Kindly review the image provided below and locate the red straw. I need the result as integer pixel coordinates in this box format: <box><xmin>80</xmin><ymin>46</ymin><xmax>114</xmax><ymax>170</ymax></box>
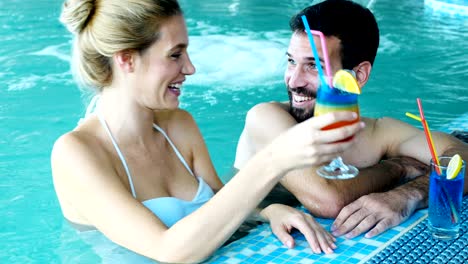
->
<box><xmin>416</xmin><ymin>98</ymin><xmax>441</xmax><ymax>175</ymax></box>
<box><xmin>415</xmin><ymin>99</ymin><xmax>459</xmax><ymax>223</ymax></box>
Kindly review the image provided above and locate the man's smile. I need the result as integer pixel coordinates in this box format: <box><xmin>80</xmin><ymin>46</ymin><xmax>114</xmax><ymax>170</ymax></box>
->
<box><xmin>289</xmin><ymin>86</ymin><xmax>316</xmax><ymax>109</ymax></box>
<box><xmin>292</xmin><ymin>93</ymin><xmax>314</xmax><ymax>103</ymax></box>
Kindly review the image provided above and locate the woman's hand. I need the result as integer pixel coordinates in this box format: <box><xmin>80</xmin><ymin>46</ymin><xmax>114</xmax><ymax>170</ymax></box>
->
<box><xmin>261</xmin><ymin>204</ymin><xmax>336</xmax><ymax>254</ymax></box>
<box><xmin>270</xmin><ymin>111</ymin><xmax>365</xmax><ymax>172</ymax></box>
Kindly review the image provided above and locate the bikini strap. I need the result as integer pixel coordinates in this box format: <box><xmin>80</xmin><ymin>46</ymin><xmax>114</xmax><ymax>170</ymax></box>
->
<box><xmin>86</xmin><ymin>95</ymin><xmax>193</xmax><ymax>196</ymax></box>
<box><xmin>152</xmin><ymin>124</ymin><xmax>195</xmax><ymax>177</ymax></box>
<box><xmin>78</xmin><ymin>95</ymin><xmax>100</xmax><ymax>125</ymax></box>
<box><xmin>96</xmin><ymin>112</ymin><xmax>137</xmax><ymax>198</ymax></box>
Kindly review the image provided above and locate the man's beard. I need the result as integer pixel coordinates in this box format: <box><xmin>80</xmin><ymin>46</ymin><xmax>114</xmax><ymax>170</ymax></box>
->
<box><xmin>287</xmin><ymin>86</ymin><xmax>316</xmax><ymax>123</ymax></box>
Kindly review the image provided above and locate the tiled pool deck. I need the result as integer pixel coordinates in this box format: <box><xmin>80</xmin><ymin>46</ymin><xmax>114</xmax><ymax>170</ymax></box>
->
<box><xmin>208</xmin><ymin>196</ymin><xmax>468</xmax><ymax>264</ymax></box>
<box><xmin>206</xmin><ymin>208</ymin><xmax>428</xmax><ymax>264</ymax></box>
<box><xmin>367</xmin><ymin>196</ymin><xmax>468</xmax><ymax>264</ymax></box>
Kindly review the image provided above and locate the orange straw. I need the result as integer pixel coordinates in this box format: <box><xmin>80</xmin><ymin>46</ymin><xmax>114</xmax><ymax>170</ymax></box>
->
<box><xmin>407</xmin><ymin>100</ymin><xmax>459</xmax><ymax>223</ymax></box>
<box><xmin>416</xmin><ymin>98</ymin><xmax>441</xmax><ymax>175</ymax></box>
<box><xmin>406</xmin><ymin>100</ymin><xmax>458</xmax><ymax>223</ymax></box>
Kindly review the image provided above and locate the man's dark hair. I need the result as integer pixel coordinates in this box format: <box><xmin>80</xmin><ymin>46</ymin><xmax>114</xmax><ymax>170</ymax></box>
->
<box><xmin>289</xmin><ymin>0</ymin><xmax>379</xmax><ymax>69</ymax></box>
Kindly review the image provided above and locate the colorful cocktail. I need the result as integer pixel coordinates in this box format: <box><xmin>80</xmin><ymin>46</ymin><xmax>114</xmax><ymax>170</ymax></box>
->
<box><xmin>314</xmin><ymin>83</ymin><xmax>360</xmax><ymax>132</ymax></box>
<box><xmin>314</xmin><ymin>78</ymin><xmax>360</xmax><ymax>179</ymax></box>
<box><xmin>300</xmin><ymin>16</ymin><xmax>361</xmax><ymax>179</ymax></box>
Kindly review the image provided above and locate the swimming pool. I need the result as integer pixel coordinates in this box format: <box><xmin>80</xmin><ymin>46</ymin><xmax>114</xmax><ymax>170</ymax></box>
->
<box><xmin>1</xmin><ymin>0</ymin><xmax>467</xmax><ymax>262</ymax></box>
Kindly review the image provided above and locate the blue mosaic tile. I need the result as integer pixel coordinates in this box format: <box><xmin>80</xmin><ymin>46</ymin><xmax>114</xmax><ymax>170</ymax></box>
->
<box><xmin>368</xmin><ymin>195</ymin><xmax>468</xmax><ymax>264</ymax></box>
<box><xmin>203</xmin><ymin>203</ymin><xmax>430</xmax><ymax>264</ymax></box>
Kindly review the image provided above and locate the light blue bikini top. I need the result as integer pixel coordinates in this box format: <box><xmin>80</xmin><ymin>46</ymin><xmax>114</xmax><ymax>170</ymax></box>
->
<box><xmin>96</xmin><ymin>112</ymin><xmax>214</xmax><ymax>227</ymax></box>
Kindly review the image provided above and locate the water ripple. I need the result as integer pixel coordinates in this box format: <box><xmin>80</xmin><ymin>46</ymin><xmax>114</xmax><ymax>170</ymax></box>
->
<box><xmin>31</xmin><ymin>44</ymin><xmax>71</xmax><ymax>62</ymax></box>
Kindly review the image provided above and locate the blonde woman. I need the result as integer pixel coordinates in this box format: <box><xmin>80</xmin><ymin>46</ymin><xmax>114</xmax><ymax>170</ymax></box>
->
<box><xmin>52</xmin><ymin>0</ymin><xmax>364</xmax><ymax>262</ymax></box>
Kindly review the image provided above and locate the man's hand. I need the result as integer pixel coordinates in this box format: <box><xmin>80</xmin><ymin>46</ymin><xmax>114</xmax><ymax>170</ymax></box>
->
<box><xmin>330</xmin><ymin>157</ymin><xmax>429</xmax><ymax>238</ymax></box>
<box><xmin>330</xmin><ymin>190</ymin><xmax>419</xmax><ymax>239</ymax></box>
<box><xmin>261</xmin><ymin>204</ymin><xmax>337</xmax><ymax>254</ymax></box>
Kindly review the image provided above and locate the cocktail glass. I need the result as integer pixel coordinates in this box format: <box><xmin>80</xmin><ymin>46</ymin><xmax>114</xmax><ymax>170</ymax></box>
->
<box><xmin>300</xmin><ymin>16</ymin><xmax>360</xmax><ymax>179</ymax></box>
<box><xmin>428</xmin><ymin>156</ymin><xmax>465</xmax><ymax>240</ymax></box>
<box><xmin>314</xmin><ymin>73</ymin><xmax>360</xmax><ymax>180</ymax></box>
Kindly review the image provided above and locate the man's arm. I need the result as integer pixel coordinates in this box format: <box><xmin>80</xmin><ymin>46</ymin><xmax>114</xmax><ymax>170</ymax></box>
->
<box><xmin>375</xmin><ymin>117</ymin><xmax>468</xmax><ymax>194</ymax></box>
<box><xmin>332</xmin><ymin>131</ymin><xmax>468</xmax><ymax>238</ymax></box>
<box><xmin>379</xmin><ymin>118</ymin><xmax>460</xmax><ymax>163</ymax></box>
<box><xmin>234</xmin><ymin>103</ymin><xmax>411</xmax><ymax>218</ymax></box>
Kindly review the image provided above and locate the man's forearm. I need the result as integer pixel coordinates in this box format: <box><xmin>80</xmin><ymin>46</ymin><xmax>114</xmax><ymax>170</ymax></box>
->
<box><xmin>390</xmin><ymin>174</ymin><xmax>429</xmax><ymax>213</ymax></box>
<box><xmin>388</xmin><ymin>141</ymin><xmax>468</xmax><ymax>212</ymax></box>
<box><xmin>279</xmin><ymin>159</ymin><xmax>414</xmax><ymax>218</ymax></box>
<box><xmin>232</xmin><ymin>158</ymin><xmax>409</xmax><ymax>218</ymax></box>
<box><xmin>330</xmin><ymin>160</ymin><xmax>411</xmax><ymax>202</ymax></box>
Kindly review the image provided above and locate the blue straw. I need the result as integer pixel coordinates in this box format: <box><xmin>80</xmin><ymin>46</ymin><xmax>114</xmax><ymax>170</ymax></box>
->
<box><xmin>301</xmin><ymin>15</ymin><xmax>327</xmax><ymax>87</ymax></box>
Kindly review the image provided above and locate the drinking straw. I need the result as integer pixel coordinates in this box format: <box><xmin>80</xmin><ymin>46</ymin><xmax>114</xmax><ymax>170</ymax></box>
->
<box><xmin>405</xmin><ymin>110</ymin><xmax>442</xmax><ymax>170</ymax></box>
<box><xmin>406</xmin><ymin>100</ymin><xmax>459</xmax><ymax>223</ymax></box>
<box><xmin>416</xmin><ymin>98</ymin><xmax>441</xmax><ymax>175</ymax></box>
<box><xmin>300</xmin><ymin>15</ymin><xmax>332</xmax><ymax>87</ymax></box>
<box><xmin>309</xmin><ymin>30</ymin><xmax>333</xmax><ymax>85</ymax></box>
<box><xmin>405</xmin><ymin>112</ymin><xmax>421</xmax><ymax>122</ymax></box>
<box><xmin>405</xmin><ymin>112</ymin><xmax>440</xmax><ymax>175</ymax></box>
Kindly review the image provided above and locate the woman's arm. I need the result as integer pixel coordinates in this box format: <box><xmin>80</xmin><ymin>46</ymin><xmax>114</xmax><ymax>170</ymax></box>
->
<box><xmin>52</xmin><ymin>110</ymin><xmax>362</xmax><ymax>263</ymax></box>
<box><xmin>52</xmin><ymin>130</ymin><xmax>281</xmax><ymax>263</ymax></box>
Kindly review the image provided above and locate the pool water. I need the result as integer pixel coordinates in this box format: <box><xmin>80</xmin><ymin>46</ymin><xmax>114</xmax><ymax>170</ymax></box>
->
<box><xmin>1</xmin><ymin>0</ymin><xmax>467</xmax><ymax>263</ymax></box>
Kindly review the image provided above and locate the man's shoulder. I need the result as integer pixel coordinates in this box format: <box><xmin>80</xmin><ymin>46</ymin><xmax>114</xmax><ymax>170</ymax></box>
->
<box><xmin>362</xmin><ymin>116</ymin><xmax>404</xmax><ymax>129</ymax></box>
<box><xmin>249</xmin><ymin>101</ymin><xmax>289</xmax><ymax>115</ymax></box>
<box><xmin>359</xmin><ymin>116</ymin><xmax>409</xmax><ymax>139</ymax></box>
<box><xmin>245</xmin><ymin>101</ymin><xmax>292</xmax><ymax>124</ymax></box>
<box><xmin>360</xmin><ymin>116</ymin><xmax>422</xmax><ymax>146</ymax></box>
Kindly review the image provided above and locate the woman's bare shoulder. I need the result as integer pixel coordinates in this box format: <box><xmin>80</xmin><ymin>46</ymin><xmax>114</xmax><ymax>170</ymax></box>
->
<box><xmin>163</xmin><ymin>109</ymin><xmax>200</xmax><ymax>136</ymax></box>
<box><xmin>52</xmin><ymin>118</ymin><xmax>101</xmax><ymax>158</ymax></box>
<box><xmin>51</xmin><ymin>118</ymin><xmax>112</xmax><ymax>182</ymax></box>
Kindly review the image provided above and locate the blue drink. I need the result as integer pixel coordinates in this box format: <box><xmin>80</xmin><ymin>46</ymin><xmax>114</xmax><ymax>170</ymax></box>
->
<box><xmin>428</xmin><ymin>156</ymin><xmax>465</xmax><ymax>240</ymax></box>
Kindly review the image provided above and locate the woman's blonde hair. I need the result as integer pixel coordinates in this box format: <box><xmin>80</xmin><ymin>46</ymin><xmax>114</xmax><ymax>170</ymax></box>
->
<box><xmin>60</xmin><ymin>0</ymin><xmax>182</xmax><ymax>91</ymax></box>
